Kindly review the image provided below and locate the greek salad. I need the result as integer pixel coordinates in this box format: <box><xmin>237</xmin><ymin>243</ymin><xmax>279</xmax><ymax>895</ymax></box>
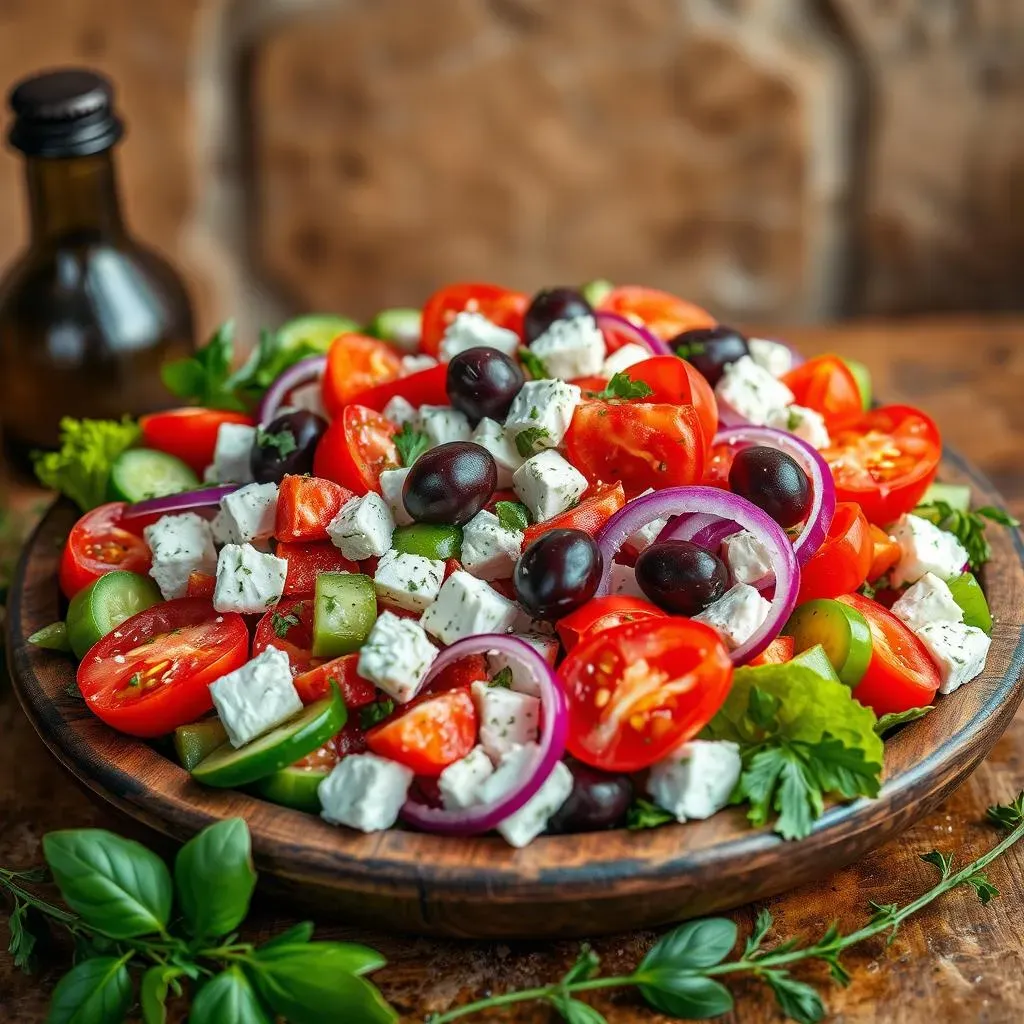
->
<box><xmin>29</xmin><ymin>282</ymin><xmax>1017</xmax><ymax>846</ymax></box>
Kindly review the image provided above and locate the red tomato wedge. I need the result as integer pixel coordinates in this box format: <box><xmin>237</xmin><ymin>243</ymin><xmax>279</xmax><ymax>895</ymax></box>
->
<box><xmin>277</xmin><ymin>541</ymin><xmax>359</xmax><ymax>597</ymax></box>
<box><xmin>422</xmin><ymin>653</ymin><xmax>490</xmax><ymax>695</ymax></box>
<box><xmin>60</xmin><ymin>502</ymin><xmax>152</xmax><ymax>599</ymax></box>
<box><xmin>781</xmin><ymin>356</ymin><xmax>862</xmax><ymax>429</ymax></box>
<box><xmin>797</xmin><ymin>502</ymin><xmax>873</xmax><ymax>603</ymax></box>
<box><xmin>253</xmin><ymin>598</ymin><xmax>317</xmax><ymax>675</ymax></box>
<box><xmin>420</xmin><ymin>282</ymin><xmax>528</xmax><ymax>357</ymax></box>
<box><xmin>822</xmin><ymin>405</ymin><xmax>941</xmax><ymax>525</ymax></box>
<box><xmin>627</xmin><ymin>356</ymin><xmax>717</xmax><ymax>446</ymax></box>
<box><xmin>322</xmin><ymin>333</ymin><xmax>403</xmax><ymax>418</ymax></box>
<box><xmin>598</xmin><ymin>285</ymin><xmax>715</xmax><ymax>341</ymax></box>
<box><xmin>275</xmin><ymin>475</ymin><xmax>353</xmax><ymax>543</ymax></box>
<box><xmin>348</xmin><ymin>364</ymin><xmax>449</xmax><ymax>414</ymax></box>
<box><xmin>366</xmin><ymin>689</ymin><xmax>477</xmax><ymax>776</ymax></box>
<box><xmin>749</xmin><ymin>635</ymin><xmax>796</xmax><ymax>666</ymax></box>
<box><xmin>139</xmin><ymin>408</ymin><xmax>253</xmax><ymax>475</ymax></box>
<box><xmin>77</xmin><ymin>598</ymin><xmax>248</xmax><ymax>737</ymax></box>
<box><xmin>838</xmin><ymin>593</ymin><xmax>940</xmax><ymax>716</ymax></box>
<box><xmin>557</xmin><ymin>595</ymin><xmax>666</xmax><ymax>653</ymax></box>
<box><xmin>523</xmin><ymin>482</ymin><xmax>626</xmax><ymax>548</ymax></box>
<box><xmin>560</xmin><ymin>618</ymin><xmax>733</xmax><ymax>772</ymax></box>
<box><xmin>185</xmin><ymin>571</ymin><xmax>216</xmax><ymax>599</ymax></box>
<box><xmin>314</xmin><ymin>405</ymin><xmax>399</xmax><ymax>494</ymax></box>
<box><xmin>292</xmin><ymin>653</ymin><xmax>377</xmax><ymax>708</ymax></box>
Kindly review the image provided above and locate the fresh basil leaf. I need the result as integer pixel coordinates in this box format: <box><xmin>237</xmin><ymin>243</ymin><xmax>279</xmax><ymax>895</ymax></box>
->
<box><xmin>640</xmin><ymin>918</ymin><xmax>737</xmax><ymax>973</ymax></box>
<box><xmin>562</xmin><ymin>943</ymin><xmax>600</xmax><ymax>984</ymax></box>
<box><xmin>495</xmin><ymin>500</ymin><xmax>530</xmax><ymax>532</ymax></box>
<box><xmin>393</xmin><ymin>423</ymin><xmax>430</xmax><ymax>467</ymax></box>
<box><xmin>140</xmin><ymin>965</ymin><xmax>184</xmax><ymax>1024</ymax></box>
<box><xmin>47</xmin><ymin>956</ymin><xmax>133</xmax><ymax>1024</ymax></box>
<box><xmin>762</xmin><ymin>969</ymin><xmax>825</xmax><ymax>1024</ymax></box>
<box><xmin>639</xmin><ymin>973</ymin><xmax>734</xmax><ymax>1019</ymax></box>
<box><xmin>190</xmin><ymin>966</ymin><xmax>271</xmax><ymax>1024</ymax></box>
<box><xmin>626</xmin><ymin>798</ymin><xmax>675</xmax><ymax>831</ymax></box>
<box><xmin>875</xmin><ymin>706</ymin><xmax>932</xmax><ymax>736</ymax></box>
<box><xmin>258</xmin><ymin>921</ymin><xmax>315</xmax><ymax>950</ymax></box>
<box><xmin>251</xmin><ymin>940</ymin><xmax>386</xmax><ymax>978</ymax></box>
<box><xmin>43</xmin><ymin>830</ymin><xmax>172</xmax><ymax>938</ymax></box>
<box><xmin>174</xmin><ymin>818</ymin><xmax>256</xmax><ymax>939</ymax></box>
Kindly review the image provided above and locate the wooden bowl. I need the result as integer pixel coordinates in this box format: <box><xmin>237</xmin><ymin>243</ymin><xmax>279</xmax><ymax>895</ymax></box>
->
<box><xmin>8</xmin><ymin>446</ymin><xmax>1024</xmax><ymax>939</ymax></box>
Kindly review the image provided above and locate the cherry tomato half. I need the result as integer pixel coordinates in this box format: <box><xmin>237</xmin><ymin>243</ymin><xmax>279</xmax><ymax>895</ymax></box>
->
<box><xmin>60</xmin><ymin>502</ymin><xmax>151</xmax><ymax>599</ymax></box>
<box><xmin>275</xmin><ymin>475</ymin><xmax>354</xmax><ymax>543</ymax></box>
<box><xmin>598</xmin><ymin>285</ymin><xmax>715</xmax><ymax>341</ymax></box>
<box><xmin>313</xmin><ymin>405</ymin><xmax>399</xmax><ymax>494</ymax></box>
<box><xmin>139</xmin><ymin>408</ymin><xmax>254</xmax><ymax>475</ymax></box>
<box><xmin>556</xmin><ymin>594</ymin><xmax>666</xmax><ymax>653</ymax></box>
<box><xmin>781</xmin><ymin>355</ymin><xmax>862</xmax><ymax>429</ymax></box>
<box><xmin>523</xmin><ymin>482</ymin><xmax>625</xmax><ymax>548</ymax></box>
<box><xmin>627</xmin><ymin>356</ymin><xmax>717</xmax><ymax>446</ymax></box>
<box><xmin>253</xmin><ymin>598</ymin><xmax>316</xmax><ymax>674</ymax></box>
<box><xmin>560</xmin><ymin>618</ymin><xmax>733</xmax><ymax>772</ymax></box>
<box><xmin>797</xmin><ymin>501</ymin><xmax>873</xmax><ymax>603</ymax></box>
<box><xmin>322</xmin><ymin>333</ymin><xmax>403</xmax><ymax>418</ymax></box>
<box><xmin>366</xmin><ymin>689</ymin><xmax>477</xmax><ymax>776</ymax></box>
<box><xmin>77</xmin><ymin>598</ymin><xmax>248</xmax><ymax>737</ymax></box>
<box><xmin>292</xmin><ymin>652</ymin><xmax>377</xmax><ymax>708</ymax></box>
<box><xmin>420</xmin><ymin>283</ymin><xmax>528</xmax><ymax>357</ymax></box>
<box><xmin>348</xmin><ymin>364</ymin><xmax>449</xmax><ymax>414</ymax></box>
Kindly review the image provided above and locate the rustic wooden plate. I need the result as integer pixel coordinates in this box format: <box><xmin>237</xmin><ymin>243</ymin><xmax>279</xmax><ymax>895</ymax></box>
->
<box><xmin>7</xmin><ymin>446</ymin><xmax>1024</xmax><ymax>940</ymax></box>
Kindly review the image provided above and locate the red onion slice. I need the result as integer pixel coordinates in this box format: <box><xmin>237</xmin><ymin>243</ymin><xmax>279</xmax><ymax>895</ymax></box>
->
<box><xmin>595</xmin><ymin>311</ymin><xmax>671</xmax><ymax>357</ymax></box>
<box><xmin>120</xmin><ymin>485</ymin><xmax>239</xmax><ymax>528</ymax></box>
<box><xmin>257</xmin><ymin>355</ymin><xmax>327</xmax><ymax>426</ymax></box>
<box><xmin>399</xmin><ymin>635</ymin><xmax>568</xmax><ymax>836</ymax></box>
<box><xmin>595</xmin><ymin>486</ymin><xmax>800</xmax><ymax>664</ymax></box>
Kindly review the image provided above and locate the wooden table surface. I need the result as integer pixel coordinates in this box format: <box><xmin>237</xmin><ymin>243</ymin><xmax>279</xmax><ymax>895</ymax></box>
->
<box><xmin>3</xmin><ymin>316</ymin><xmax>1024</xmax><ymax>1023</ymax></box>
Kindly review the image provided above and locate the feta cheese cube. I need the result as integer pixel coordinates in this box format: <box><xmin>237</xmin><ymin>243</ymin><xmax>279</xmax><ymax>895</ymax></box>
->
<box><xmin>417</xmin><ymin>404</ymin><xmax>472</xmax><ymax>448</ymax></box>
<box><xmin>608</xmin><ymin>561</ymin><xmax>646</xmax><ymax>600</ymax></box>
<box><xmin>211</xmin><ymin>482</ymin><xmax>279</xmax><ymax>546</ymax></box>
<box><xmin>512</xmin><ymin>450</ymin><xmax>588</xmax><ymax>522</ymax></box>
<box><xmin>420</xmin><ymin>570</ymin><xmax>518</xmax><ymax>646</ymax></box>
<box><xmin>439</xmin><ymin>311</ymin><xmax>520</xmax><ymax>363</ymax></box>
<box><xmin>527</xmin><ymin>316</ymin><xmax>606</xmax><ymax>380</ymax></box>
<box><xmin>504</xmin><ymin>379</ymin><xmax>582</xmax><ymax>451</ymax></box>
<box><xmin>722</xmin><ymin>529</ymin><xmax>772</xmax><ymax>586</ymax></box>
<box><xmin>602</xmin><ymin>343</ymin><xmax>651</xmax><ymax>378</ymax></box>
<box><xmin>318</xmin><ymin>753</ymin><xmax>414</xmax><ymax>833</ymax></box>
<box><xmin>356</xmin><ymin>611</ymin><xmax>438</xmax><ymax>703</ymax></box>
<box><xmin>647</xmin><ymin>740</ymin><xmax>742</xmax><ymax>822</ymax></box>
<box><xmin>765</xmin><ymin>404</ymin><xmax>831</xmax><ymax>450</ymax></box>
<box><xmin>378</xmin><ymin>467</ymin><xmax>413</xmax><ymax>526</ymax></box>
<box><xmin>486</xmin><ymin>632</ymin><xmax>560</xmax><ymax>697</ymax></box>
<box><xmin>471</xmin><ymin>680</ymin><xmax>540</xmax><ymax>762</ymax></box>
<box><xmin>891</xmin><ymin>572</ymin><xmax>964</xmax><ymax>632</ymax></box>
<box><xmin>890</xmin><ymin>515</ymin><xmax>969</xmax><ymax>588</ymax></box>
<box><xmin>624</xmin><ymin>490</ymin><xmax>667</xmax><ymax>553</ymax></box>
<box><xmin>693</xmin><ymin>583</ymin><xmax>770</xmax><ymax>650</ymax></box>
<box><xmin>208</xmin><ymin>646</ymin><xmax>301</xmax><ymax>748</ymax></box>
<box><xmin>461</xmin><ymin>510</ymin><xmax>523</xmax><ymax>581</ymax></box>
<box><xmin>915</xmin><ymin>621</ymin><xmax>990</xmax><ymax>695</ymax></box>
<box><xmin>383</xmin><ymin>395</ymin><xmax>417</xmax><ymax>427</ymax></box>
<box><xmin>327</xmin><ymin>492</ymin><xmax>395</xmax><ymax>560</ymax></box>
<box><xmin>203</xmin><ymin>423</ymin><xmax>256</xmax><ymax>484</ymax></box>
<box><xmin>747</xmin><ymin>337</ymin><xmax>794</xmax><ymax>378</ymax></box>
<box><xmin>400</xmin><ymin>353</ymin><xmax>438</xmax><ymax>376</ymax></box>
<box><xmin>144</xmin><ymin>513</ymin><xmax>217</xmax><ymax>600</ymax></box>
<box><xmin>714</xmin><ymin>355</ymin><xmax>795</xmax><ymax>426</ymax></box>
<box><xmin>213</xmin><ymin>543</ymin><xmax>288</xmax><ymax>614</ymax></box>
<box><xmin>373</xmin><ymin>549</ymin><xmax>445</xmax><ymax>612</ymax></box>
<box><xmin>287</xmin><ymin>381</ymin><xmax>327</xmax><ymax>419</ymax></box>
<box><xmin>438</xmin><ymin>746</ymin><xmax>495</xmax><ymax>811</ymax></box>
<box><xmin>471</xmin><ymin>417</ymin><xmax>524</xmax><ymax>488</ymax></box>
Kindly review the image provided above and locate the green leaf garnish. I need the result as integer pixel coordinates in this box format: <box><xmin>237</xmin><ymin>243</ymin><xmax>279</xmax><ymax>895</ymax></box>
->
<box><xmin>394</xmin><ymin>422</ymin><xmax>430</xmax><ymax>467</ymax></box>
<box><xmin>875</xmin><ymin>706</ymin><xmax>932</xmax><ymax>736</ymax></box>
<box><xmin>494</xmin><ymin>500</ymin><xmax>530</xmax><ymax>532</ymax></box>
<box><xmin>914</xmin><ymin>499</ymin><xmax>1019</xmax><ymax>571</ymax></box>
<box><xmin>161</xmin><ymin>321</ymin><xmax>246</xmax><ymax>412</ymax></box>
<box><xmin>626</xmin><ymin>798</ymin><xmax>675</xmax><ymax>831</ymax></box>
<box><xmin>489</xmin><ymin>667</ymin><xmax>514</xmax><ymax>689</ymax></box>
<box><xmin>591</xmin><ymin>372</ymin><xmax>654</xmax><ymax>401</ymax></box>
<box><xmin>255</xmin><ymin>426</ymin><xmax>298</xmax><ymax>458</ymax></box>
<box><xmin>515</xmin><ymin>426</ymin><xmax>551</xmax><ymax>458</ymax></box>
<box><xmin>359</xmin><ymin>699</ymin><xmax>396</xmax><ymax>730</ymax></box>
<box><xmin>518</xmin><ymin>349</ymin><xmax>549</xmax><ymax>380</ymax></box>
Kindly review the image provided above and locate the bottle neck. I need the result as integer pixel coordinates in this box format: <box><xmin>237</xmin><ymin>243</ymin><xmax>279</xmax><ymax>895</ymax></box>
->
<box><xmin>24</xmin><ymin>149</ymin><xmax>126</xmax><ymax>244</ymax></box>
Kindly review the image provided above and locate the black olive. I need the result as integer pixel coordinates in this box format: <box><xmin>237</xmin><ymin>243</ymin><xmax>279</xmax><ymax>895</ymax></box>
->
<box><xmin>403</xmin><ymin>441</ymin><xmax>497</xmax><ymax>525</ymax></box>
<box><xmin>547</xmin><ymin>761</ymin><xmax>634</xmax><ymax>833</ymax></box>
<box><xmin>672</xmin><ymin>325</ymin><xmax>749</xmax><ymax>386</ymax></box>
<box><xmin>523</xmin><ymin>287</ymin><xmax>594</xmax><ymax>343</ymax></box>
<box><xmin>446</xmin><ymin>347</ymin><xmax>524</xmax><ymax>423</ymax></box>
<box><xmin>514</xmin><ymin>528</ymin><xmax>603</xmax><ymax>620</ymax></box>
<box><xmin>728</xmin><ymin>445</ymin><xmax>811</xmax><ymax>528</ymax></box>
<box><xmin>250</xmin><ymin>410</ymin><xmax>328</xmax><ymax>483</ymax></box>
<box><xmin>635</xmin><ymin>540</ymin><xmax>729</xmax><ymax>615</ymax></box>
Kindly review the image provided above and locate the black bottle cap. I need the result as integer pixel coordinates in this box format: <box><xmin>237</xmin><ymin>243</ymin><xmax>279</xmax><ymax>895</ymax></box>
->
<box><xmin>7</xmin><ymin>68</ymin><xmax>123</xmax><ymax>158</ymax></box>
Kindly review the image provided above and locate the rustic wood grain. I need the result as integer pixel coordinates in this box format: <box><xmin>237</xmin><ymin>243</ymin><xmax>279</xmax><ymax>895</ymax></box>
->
<box><xmin>3</xmin><ymin>319</ymin><xmax>1024</xmax><ymax>1021</ymax></box>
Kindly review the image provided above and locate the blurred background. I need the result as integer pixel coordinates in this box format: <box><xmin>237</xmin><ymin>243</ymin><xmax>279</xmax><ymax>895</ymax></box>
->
<box><xmin>0</xmin><ymin>0</ymin><xmax>1022</xmax><ymax>345</ymax></box>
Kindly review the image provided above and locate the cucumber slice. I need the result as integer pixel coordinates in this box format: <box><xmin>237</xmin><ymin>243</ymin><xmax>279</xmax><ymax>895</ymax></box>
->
<box><xmin>312</xmin><ymin>572</ymin><xmax>377</xmax><ymax>658</ymax></box>
<box><xmin>946</xmin><ymin>572</ymin><xmax>992</xmax><ymax>633</ymax></box>
<box><xmin>789</xmin><ymin>644</ymin><xmax>842</xmax><ymax>685</ymax></box>
<box><xmin>784</xmin><ymin>598</ymin><xmax>872</xmax><ymax>687</ymax></box>
<box><xmin>249</xmin><ymin>765</ymin><xmax>329</xmax><ymax>813</ymax></box>
<box><xmin>841</xmin><ymin>358</ymin><xmax>872</xmax><ymax>411</ymax></box>
<box><xmin>65</xmin><ymin>570</ymin><xmax>162</xmax><ymax>659</ymax></box>
<box><xmin>192</xmin><ymin>687</ymin><xmax>347</xmax><ymax>788</ymax></box>
<box><xmin>391</xmin><ymin>523</ymin><xmax>462</xmax><ymax>560</ymax></box>
<box><xmin>581</xmin><ymin>279</ymin><xmax>614</xmax><ymax>307</ymax></box>
<box><xmin>174</xmin><ymin>719</ymin><xmax>229</xmax><ymax>771</ymax></box>
<box><xmin>277</xmin><ymin>314</ymin><xmax>360</xmax><ymax>354</ymax></box>
<box><xmin>918</xmin><ymin>482</ymin><xmax>971</xmax><ymax>514</ymax></box>
<box><xmin>108</xmin><ymin>448</ymin><xmax>199</xmax><ymax>503</ymax></box>
<box><xmin>366</xmin><ymin>308</ymin><xmax>422</xmax><ymax>350</ymax></box>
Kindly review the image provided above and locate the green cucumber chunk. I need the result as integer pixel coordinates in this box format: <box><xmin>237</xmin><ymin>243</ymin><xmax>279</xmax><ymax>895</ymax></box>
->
<box><xmin>366</xmin><ymin>308</ymin><xmax>422</xmax><ymax>348</ymax></box>
<box><xmin>277</xmin><ymin>313</ymin><xmax>360</xmax><ymax>353</ymax></box>
<box><xmin>918</xmin><ymin>482</ymin><xmax>971</xmax><ymax>514</ymax></box>
<box><xmin>783</xmin><ymin>598</ymin><xmax>872</xmax><ymax>687</ymax></box>
<box><xmin>65</xmin><ymin>570</ymin><xmax>162</xmax><ymax>659</ymax></box>
<box><xmin>249</xmin><ymin>765</ymin><xmax>329</xmax><ymax>813</ymax></box>
<box><xmin>174</xmin><ymin>719</ymin><xmax>229</xmax><ymax>771</ymax></box>
<box><xmin>108</xmin><ymin>448</ymin><xmax>199</xmax><ymax>503</ymax></box>
<box><xmin>28</xmin><ymin>621</ymin><xmax>72</xmax><ymax>653</ymax></box>
<box><xmin>841</xmin><ymin>357</ymin><xmax>872</xmax><ymax>411</ymax></box>
<box><xmin>192</xmin><ymin>686</ymin><xmax>347</xmax><ymax>788</ymax></box>
<box><xmin>312</xmin><ymin>572</ymin><xmax>377</xmax><ymax>658</ymax></box>
<box><xmin>789</xmin><ymin>644</ymin><xmax>842</xmax><ymax>685</ymax></box>
<box><xmin>581</xmin><ymin>279</ymin><xmax>614</xmax><ymax>307</ymax></box>
<box><xmin>391</xmin><ymin>523</ymin><xmax>462</xmax><ymax>560</ymax></box>
<box><xmin>946</xmin><ymin>572</ymin><xmax>992</xmax><ymax>633</ymax></box>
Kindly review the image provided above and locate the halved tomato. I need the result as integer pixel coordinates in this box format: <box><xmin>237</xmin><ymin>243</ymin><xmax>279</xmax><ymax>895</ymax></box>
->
<box><xmin>347</xmin><ymin>364</ymin><xmax>449</xmax><ymax>414</ymax></box>
<box><xmin>59</xmin><ymin>502</ymin><xmax>152</xmax><ymax>599</ymax></box>
<box><xmin>277</xmin><ymin>541</ymin><xmax>359</xmax><ymax>596</ymax></box>
<box><xmin>420</xmin><ymin>283</ymin><xmax>528</xmax><ymax>357</ymax></box>
<box><xmin>313</xmin><ymin>405</ymin><xmax>399</xmax><ymax>493</ymax></box>
<box><xmin>139</xmin><ymin>408</ymin><xmax>254</xmax><ymax>475</ymax></box>
<box><xmin>292</xmin><ymin>652</ymin><xmax>377</xmax><ymax>708</ymax></box>
<box><xmin>797</xmin><ymin>502</ymin><xmax>873</xmax><ymax>603</ymax></box>
<box><xmin>252</xmin><ymin>598</ymin><xmax>316</xmax><ymax>675</ymax></box>
<box><xmin>781</xmin><ymin>355</ymin><xmax>862</xmax><ymax>429</ymax></box>
<box><xmin>556</xmin><ymin>595</ymin><xmax>666</xmax><ymax>653</ymax></box>
<box><xmin>366</xmin><ymin>689</ymin><xmax>477</xmax><ymax>776</ymax></box>
<box><xmin>523</xmin><ymin>482</ymin><xmax>626</xmax><ymax>548</ymax></box>
<box><xmin>560</xmin><ymin>618</ymin><xmax>733</xmax><ymax>772</ymax></box>
<box><xmin>598</xmin><ymin>286</ymin><xmax>715</xmax><ymax>341</ymax></box>
<box><xmin>77</xmin><ymin>598</ymin><xmax>248</xmax><ymax>737</ymax></box>
<box><xmin>422</xmin><ymin>653</ymin><xmax>489</xmax><ymax>695</ymax></box>
<box><xmin>322</xmin><ymin>333</ymin><xmax>403</xmax><ymax>417</ymax></box>
<box><xmin>627</xmin><ymin>356</ymin><xmax>717</xmax><ymax>446</ymax></box>
<box><xmin>275</xmin><ymin>475</ymin><xmax>353</xmax><ymax>542</ymax></box>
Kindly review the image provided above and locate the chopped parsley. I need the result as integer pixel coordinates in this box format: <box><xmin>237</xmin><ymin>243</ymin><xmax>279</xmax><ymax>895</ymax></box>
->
<box><xmin>515</xmin><ymin>427</ymin><xmax>551</xmax><ymax>458</ymax></box>
<box><xmin>271</xmin><ymin>610</ymin><xmax>301</xmax><ymax>638</ymax></box>
<box><xmin>627</xmin><ymin>798</ymin><xmax>675</xmax><ymax>830</ymax></box>
<box><xmin>359</xmin><ymin>698</ymin><xmax>396</xmax><ymax>730</ymax></box>
<box><xmin>495</xmin><ymin>500</ymin><xmax>531</xmax><ymax>532</ymax></box>
<box><xmin>255</xmin><ymin>425</ymin><xmax>298</xmax><ymax>458</ymax></box>
<box><xmin>489</xmin><ymin>666</ymin><xmax>514</xmax><ymax>689</ymax></box>
<box><xmin>126</xmin><ymin>672</ymin><xmax>143</xmax><ymax>689</ymax></box>
<box><xmin>394</xmin><ymin>422</ymin><xmax>430</xmax><ymax>467</ymax></box>
<box><xmin>591</xmin><ymin>371</ymin><xmax>654</xmax><ymax>401</ymax></box>
<box><xmin>518</xmin><ymin>349</ymin><xmax>549</xmax><ymax>380</ymax></box>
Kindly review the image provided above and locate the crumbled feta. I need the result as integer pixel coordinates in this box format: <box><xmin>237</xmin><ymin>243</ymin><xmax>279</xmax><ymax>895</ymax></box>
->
<box><xmin>143</xmin><ymin>513</ymin><xmax>217</xmax><ymax>600</ymax></box>
<box><xmin>420</xmin><ymin>570</ymin><xmax>518</xmax><ymax>646</ymax></box>
<box><xmin>486</xmin><ymin>633</ymin><xmax>560</xmax><ymax>697</ymax></box>
<box><xmin>693</xmin><ymin>583</ymin><xmax>770</xmax><ymax>650</ymax></box>
<box><xmin>747</xmin><ymin>337</ymin><xmax>794</xmax><ymax>378</ymax></box>
<box><xmin>471</xmin><ymin>417</ymin><xmax>524</xmax><ymax>488</ymax></box>
<box><xmin>512</xmin><ymin>449</ymin><xmax>588</xmax><ymax>522</ymax></box>
<box><xmin>208</xmin><ymin>646</ymin><xmax>301</xmax><ymax>748</ymax></box>
<box><xmin>504</xmin><ymin>379</ymin><xmax>582</xmax><ymax>451</ymax></box>
<box><xmin>318</xmin><ymin>753</ymin><xmax>414</xmax><ymax>833</ymax></box>
<box><xmin>383</xmin><ymin>395</ymin><xmax>417</xmax><ymax>427</ymax></box>
<box><xmin>417</xmin><ymin>404</ymin><xmax>472</xmax><ymax>448</ymax></box>
<box><xmin>460</xmin><ymin>510</ymin><xmax>523</xmax><ymax>581</ymax></box>
<box><xmin>471</xmin><ymin>680</ymin><xmax>540</xmax><ymax>762</ymax></box>
<box><xmin>602</xmin><ymin>343</ymin><xmax>651</xmax><ymax>378</ymax></box>
<box><xmin>327</xmin><ymin>492</ymin><xmax>395</xmax><ymax>561</ymax></box>
<box><xmin>608</xmin><ymin>561</ymin><xmax>647</xmax><ymax>600</ymax></box>
<box><xmin>891</xmin><ymin>572</ymin><xmax>964</xmax><ymax>632</ymax></box>
<box><xmin>624</xmin><ymin>489</ymin><xmax>666</xmax><ymax>553</ymax></box>
<box><xmin>915</xmin><ymin>621</ymin><xmax>990</xmax><ymax>695</ymax></box>
<box><xmin>714</xmin><ymin>356</ymin><xmax>794</xmax><ymax>426</ymax></box>
<box><xmin>356</xmin><ymin>611</ymin><xmax>438</xmax><ymax>703</ymax></box>
<box><xmin>213</xmin><ymin>543</ymin><xmax>288</xmax><ymax>614</ymax></box>
<box><xmin>890</xmin><ymin>515</ymin><xmax>969</xmax><ymax>588</ymax></box>
<box><xmin>287</xmin><ymin>381</ymin><xmax>327</xmax><ymax>419</ymax></box>
<box><xmin>203</xmin><ymin>423</ymin><xmax>256</xmax><ymax>484</ymax></box>
<box><xmin>528</xmin><ymin>316</ymin><xmax>606</xmax><ymax>380</ymax></box>
<box><xmin>439</xmin><ymin>311</ymin><xmax>520</xmax><ymax>363</ymax></box>
<box><xmin>438</xmin><ymin>746</ymin><xmax>495</xmax><ymax>811</ymax></box>
<box><xmin>647</xmin><ymin>740</ymin><xmax>742</xmax><ymax>822</ymax></box>
<box><xmin>400</xmin><ymin>353</ymin><xmax>438</xmax><ymax>376</ymax></box>
<box><xmin>765</xmin><ymin>404</ymin><xmax>831</xmax><ymax>450</ymax></box>
<box><xmin>378</xmin><ymin>467</ymin><xmax>413</xmax><ymax>525</ymax></box>
<box><xmin>211</xmin><ymin>482</ymin><xmax>279</xmax><ymax>546</ymax></box>
<box><xmin>721</xmin><ymin>529</ymin><xmax>772</xmax><ymax>586</ymax></box>
<box><xmin>373</xmin><ymin>548</ymin><xmax>445</xmax><ymax>612</ymax></box>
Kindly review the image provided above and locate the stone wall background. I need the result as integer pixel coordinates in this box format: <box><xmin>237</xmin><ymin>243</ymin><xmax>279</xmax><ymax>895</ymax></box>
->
<box><xmin>0</xmin><ymin>0</ymin><xmax>1020</xmax><ymax>344</ymax></box>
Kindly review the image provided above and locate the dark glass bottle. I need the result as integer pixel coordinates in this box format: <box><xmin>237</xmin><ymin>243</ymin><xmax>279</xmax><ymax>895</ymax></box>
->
<box><xmin>0</xmin><ymin>68</ymin><xmax>194</xmax><ymax>467</ymax></box>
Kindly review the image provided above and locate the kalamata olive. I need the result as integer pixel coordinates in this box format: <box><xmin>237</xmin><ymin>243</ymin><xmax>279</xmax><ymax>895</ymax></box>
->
<box><xmin>514</xmin><ymin>528</ymin><xmax>603</xmax><ymax>620</ymax></box>
<box><xmin>547</xmin><ymin>761</ymin><xmax>634</xmax><ymax>833</ymax></box>
<box><xmin>403</xmin><ymin>441</ymin><xmax>497</xmax><ymax>525</ymax></box>
<box><xmin>728</xmin><ymin>445</ymin><xmax>811</xmax><ymax>528</ymax></box>
<box><xmin>523</xmin><ymin>287</ymin><xmax>594</xmax><ymax>343</ymax></box>
<box><xmin>250</xmin><ymin>410</ymin><xmax>328</xmax><ymax>483</ymax></box>
<box><xmin>635</xmin><ymin>540</ymin><xmax>728</xmax><ymax>616</ymax></box>
<box><xmin>446</xmin><ymin>347</ymin><xmax>524</xmax><ymax>423</ymax></box>
<box><xmin>671</xmin><ymin>325</ymin><xmax>749</xmax><ymax>386</ymax></box>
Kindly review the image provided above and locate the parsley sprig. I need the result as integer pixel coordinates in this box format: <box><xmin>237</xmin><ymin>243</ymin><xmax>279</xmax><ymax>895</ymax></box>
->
<box><xmin>514</xmin><ymin>427</ymin><xmax>551</xmax><ymax>458</ymax></box>
<box><xmin>393</xmin><ymin>422</ymin><xmax>430</xmax><ymax>467</ymax></box>
<box><xmin>518</xmin><ymin>349</ymin><xmax>549</xmax><ymax>380</ymax></box>
<box><xmin>255</xmin><ymin>426</ymin><xmax>298</xmax><ymax>458</ymax></box>
<box><xmin>589</xmin><ymin>371</ymin><xmax>654</xmax><ymax>401</ymax></box>
<box><xmin>494</xmin><ymin>500</ymin><xmax>530</xmax><ymax>532</ymax></box>
<box><xmin>914</xmin><ymin>499</ymin><xmax>1019</xmax><ymax>571</ymax></box>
